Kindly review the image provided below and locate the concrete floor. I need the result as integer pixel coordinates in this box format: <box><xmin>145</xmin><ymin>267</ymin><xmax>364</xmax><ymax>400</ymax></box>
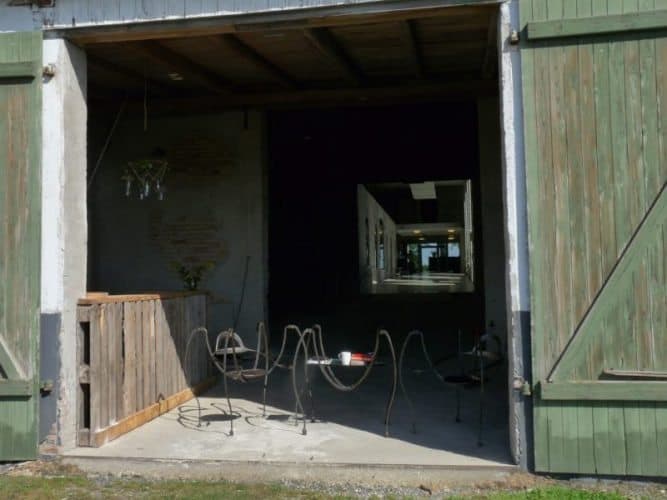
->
<box><xmin>67</xmin><ymin>357</ymin><xmax>513</xmax><ymax>469</ymax></box>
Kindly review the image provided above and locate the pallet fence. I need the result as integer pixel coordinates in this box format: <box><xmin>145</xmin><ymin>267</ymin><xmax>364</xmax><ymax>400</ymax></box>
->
<box><xmin>76</xmin><ymin>292</ymin><xmax>213</xmax><ymax>447</ymax></box>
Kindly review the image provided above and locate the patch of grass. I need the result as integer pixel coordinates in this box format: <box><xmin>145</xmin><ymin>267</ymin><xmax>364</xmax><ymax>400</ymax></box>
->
<box><xmin>0</xmin><ymin>476</ymin><xmax>343</xmax><ymax>500</ymax></box>
<box><xmin>472</xmin><ymin>487</ymin><xmax>627</xmax><ymax>500</ymax></box>
<box><xmin>0</xmin><ymin>477</ymin><xmax>636</xmax><ymax>499</ymax></box>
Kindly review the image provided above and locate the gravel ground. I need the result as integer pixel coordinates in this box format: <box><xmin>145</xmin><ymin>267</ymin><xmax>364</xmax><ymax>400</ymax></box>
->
<box><xmin>2</xmin><ymin>458</ymin><xmax>667</xmax><ymax>499</ymax></box>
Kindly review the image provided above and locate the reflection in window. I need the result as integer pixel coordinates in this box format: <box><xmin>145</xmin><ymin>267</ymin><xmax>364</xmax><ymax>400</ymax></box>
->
<box><xmin>378</xmin><ymin>219</ymin><xmax>385</xmax><ymax>269</ymax></box>
<box><xmin>365</xmin><ymin>217</ymin><xmax>370</xmax><ymax>266</ymax></box>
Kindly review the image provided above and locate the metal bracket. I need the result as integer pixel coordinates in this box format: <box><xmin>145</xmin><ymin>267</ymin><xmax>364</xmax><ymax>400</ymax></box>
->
<box><xmin>40</xmin><ymin>379</ymin><xmax>54</xmax><ymax>395</ymax></box>
<box><xmin>512</xmin><ymin>376</ymin><xmax>532</xmax><ymax>396</ymax></box>
<box><xmin>509</xmin><ymin>30</ymin><xmax>521</xmax><ymax>45</ymax></box>
<box><xmin>42</xmin><ymin>64</ymin><xmax>56</xmax><ymax>78</ymax></box>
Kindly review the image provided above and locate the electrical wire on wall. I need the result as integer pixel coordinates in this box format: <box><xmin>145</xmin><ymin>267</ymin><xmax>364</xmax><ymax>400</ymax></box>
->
<box><xmin>87</xmin><ymin>96</ymin><xmax>128</xmax><ymax>190</ymax></box>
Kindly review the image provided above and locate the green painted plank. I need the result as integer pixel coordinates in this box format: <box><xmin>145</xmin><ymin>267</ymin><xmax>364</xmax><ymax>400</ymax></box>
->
<box><xmin>548</xmin><ymin>403</ymin><xmax>567</xmax><ymax>472</ymax></box>
<box><xmin>549</xmin><ymin>179</ymin><xmax>667</xmax><ymax>380</ymax></box>
<box><xmin>592</xmin><ymin>401</ymin><xmax>612</xmax><ymax>474</ymax></box>
<box><xmin>0</xmin><ymin>61</ymin><xmax>37</xmax><ymax>79</ymax></box>
<box><xmin>0</xmin><ymin>380</ymin><xmax>32</xmax><ymax>397</ymax></box>
<box><xmin>608</xmin><ymin>404</ymin><xmax>627</xmax><ymax>475</ymax></box>
<box><xmin>609</xmin><ymin>36</ymin><xmax>631</xmax><ymax>253</ymax></box>
<box><xmin>0</xmin><ymin>337</ymin><xmax>22</xmax><ymax>380</ymax></box>
<box><xmin>527</xmin><ymin>10</ymin><xmax>667</xmax><ymax>40</ymax></box>
<box><xmin>578</xmin><ymin>0</ymin><xmax>603</xmax><ymax>329</ymax></box>
<box><xmin>533</xmin><ymin>401</ymin><xmax>551</xmax><ymax>471</ymax></box>
<box><xmin>0</xmin><ymin>397</ymin><xmax>37</xmax><ymax>461</ymax></box>
<box><xmin>0</xmin><ymin>30</ymin><xmax>42</xmax><ymax>462</ymax></box>
<box><xmin>592</xmin><ymin>10</ymin><xmax>617</xmax><ymax>280</ymax></box>
<box><xmin>639</xmin><ymin>402</ymin><xmax>659</xmax><ymax>476</ymax></box>
<box><xmin>576</xmin><ymin>403</ymin><xmax>596</xmax><ymax>473</ymax></box>
<box><xmin>624</xmin><ymin>404</ymin><xmax>643</xmax><ymax>475</ymax></box>
<box><xmin>658</xmin><ymin>38</ymin><xmax>667</xmax><ymax>185</ymax></box>
<box><xmin>657</xmin><ymin>403</ymin><xmax>667</xmax><ymax>476</ymax></box>
<box><xmin>561</xmin><ymin>402</ymin><xmax>581</xmax><ymax>473</ymax></box>
<box><xmin>540</xmin><ymin>381</ymin><xmax>667</xmax><ymax>400</ymax></box>
<box><xmin>563</xmin><ymin>1</ymin><xmax>588</xmax><ymax>362</ymax></box>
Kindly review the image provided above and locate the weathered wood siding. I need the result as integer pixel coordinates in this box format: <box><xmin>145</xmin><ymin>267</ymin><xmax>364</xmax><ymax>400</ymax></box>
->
<box><xmin>76</xmin><ymin>293</ymin><xmax>209</xmax><ymax>447</ymax></box>
<box><xmin>0</xmin><ymin>31</ymin><xmax>42</xmax><ymax>461</ymax></box>
<box><xmin>521</xmin><ymin>0</ymin><xmax>667</xmax><ymax>475</ymax></box>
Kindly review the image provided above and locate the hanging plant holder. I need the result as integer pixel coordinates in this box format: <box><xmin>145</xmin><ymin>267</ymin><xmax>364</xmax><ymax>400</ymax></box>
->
<box><xmin>123</xmin><ymin>159</ymin><xmax>169</xmax><ymax>200</ymax></box>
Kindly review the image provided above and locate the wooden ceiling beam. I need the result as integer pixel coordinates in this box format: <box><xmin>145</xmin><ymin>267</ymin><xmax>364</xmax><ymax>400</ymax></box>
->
<box><xmin>87</xmin><ymin>54</ymin><xmax>171</xmax><ymax>95</ymax></box>
<box><xmin>399</xmin><ymin>20</ymin><xmax>425</xmax><ymax>79</ymax></box>
<box><xmin>54</xmin><ymin>3</ymin><xmax>501</xmax><ymax>45</ymax></box>
<box><xmin>481</xmin><ymin>11</ymin><xmax>499</xmax><ymax>79</ymax></box>
<box><xmin>132</xmin><ymin>41</ymin><xmax>233</xmax><ymax>94</ymax></box>
<box><xmin>212</xmin><ymin>34</ymin><xmax>297</xmax><ymax>89</ymax></box>
<box><xmin>304</xmin><ymin>27</ymin><xmax>366</xmax><ymax>85</ymax></box>
<box><xmin>89</xmin><ymin>78</ymin><xmax>497</xmax><ymax>114</ymax></box>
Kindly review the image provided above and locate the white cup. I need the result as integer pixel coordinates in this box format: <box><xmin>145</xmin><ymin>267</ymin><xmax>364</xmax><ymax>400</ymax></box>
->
<box><xmin>338</xmin><ymin>351</ymin><xmax>352</xmax><ymax>366</ymax></box>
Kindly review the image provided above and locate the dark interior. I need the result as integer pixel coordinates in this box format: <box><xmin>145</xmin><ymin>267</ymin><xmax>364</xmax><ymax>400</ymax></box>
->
<box><xmin>268</xmin><ymin>102</ymin><xmax>486</xmax><ymax>356</ymax></box>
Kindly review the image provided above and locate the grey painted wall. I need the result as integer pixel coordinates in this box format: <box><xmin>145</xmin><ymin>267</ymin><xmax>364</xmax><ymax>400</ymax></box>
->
<box><xmin>88</xmin><ymin>110</ymin><xmax>267</xmax><ymax>343</ymax></box>
<box><xmin>478</xmin><ymin>97</ymin><xmax>508</xmax><ymax>344</ymax></box>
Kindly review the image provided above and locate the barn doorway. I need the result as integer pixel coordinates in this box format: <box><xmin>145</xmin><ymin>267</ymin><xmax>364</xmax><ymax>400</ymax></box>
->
<box><xmin>76</xmin><ymin>1</ymin><xmax>513</xmax><ymax>468</ymax></box>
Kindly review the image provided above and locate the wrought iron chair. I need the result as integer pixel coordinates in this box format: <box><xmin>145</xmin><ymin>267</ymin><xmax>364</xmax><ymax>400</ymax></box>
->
<box><xmin>186</xmin><ymin>322</ymin><xmax>269</xmax><ymax>436</ymax></box>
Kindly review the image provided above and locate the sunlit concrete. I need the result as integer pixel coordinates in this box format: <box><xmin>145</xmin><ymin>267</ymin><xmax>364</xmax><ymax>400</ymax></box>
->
<box><xmin>66</xmin><ymin>357</ymin><xmax>512</xmax><ymax>469</ymax></box>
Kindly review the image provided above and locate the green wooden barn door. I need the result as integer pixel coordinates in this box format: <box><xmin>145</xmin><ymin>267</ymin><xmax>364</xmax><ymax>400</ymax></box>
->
<box><xmin>0</xmin><ymin>31</ymin><xmax>42</xmax><ymax>461</ymax></box>
<box><xmin>521</xmin><ymin>1</ymin><xmax>667</xmax><ymax>476</ymax></box>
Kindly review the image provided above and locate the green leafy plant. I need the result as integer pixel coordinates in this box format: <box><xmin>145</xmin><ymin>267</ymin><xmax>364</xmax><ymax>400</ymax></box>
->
<box><xmin>172</xmin><ymin>262</ymin><xmax>215</xmax><ymax>290</ymax></box>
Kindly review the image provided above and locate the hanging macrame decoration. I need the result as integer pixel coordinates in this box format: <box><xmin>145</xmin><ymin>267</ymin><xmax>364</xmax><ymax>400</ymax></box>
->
<box><xmin>122</xmin><ymin>159</ymin><xmax>169</xmax><ymax>200</ymax></box>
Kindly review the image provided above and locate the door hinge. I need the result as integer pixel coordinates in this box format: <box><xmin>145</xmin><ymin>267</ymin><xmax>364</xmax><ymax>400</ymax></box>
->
<box><xmin>512</xmin><ymin>376</ymin><xmax>532</xmax><ymax>396</ymax></box>
<box><xmin>40</xmin><ymin>379</ymin><xmax>54</xmax><ymax>395</ymax></box>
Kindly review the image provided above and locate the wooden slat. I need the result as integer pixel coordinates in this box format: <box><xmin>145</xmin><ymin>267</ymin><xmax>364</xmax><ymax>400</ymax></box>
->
<box><xmin>0</xmin><ymin>61</ymin><xmax>37</xmax><ymax>79</ymax></box>
<box><xmin>107</xmin><ymin>303</ymin><xmax>118</xmax><ymax>424</ymax></box>
<box><xmin>133</xmin><ymin>41</ymin><xmax>232</xmax><ymax>94</ymax></box>
<box><xmin>141</xmin><ymin>300</ymin><xmax>151</xmax><ymax>407</ymax></box>
<box><xmin>122</xmin><ymin>302</ymin><xmax>137</xmax><ymax>416</ymax></box>
<box><xmin>0</xmin><ymin>380</ymin><xmax>32</xmax><ymax>396</ymax></box>
<box><xmin>399</xmin><ymin>20</ymin><xmax>425</xmax><ymax>79</ymax></box>
<box><xmin>549</xmin><ymin>182</ymin><xmax>667</xmax><ymax>381</ymax></box>
<box><xmin>55</xmin><ymin>3</ymin><xmax>500</xmax><ymax>45</ymax></box>
<box><xmin>304</xmin><ymin>27</ymin><xmax>366</xmax><ymax>85</ymax></box>
<box><xmin>89</xmin><ymin>305</ymin><xmax>102</xmax><ymax>431</ymax></box>
<box><xmin>603</xmin><ymin>369</ymin><xmax>667</xmax><ymax>379</ymax></box>
<box><xmin>134</xmin><ymin>302</ymin><xmax>144</xmax><ymax>411</ymax></box>
<box><xmin>527</xmin><ymin>10</ymin><xmax>667</xmax><ymax>40</ymax></box>
<box><xmin>78</xmin><ymin>290</ymin><xmax>204</xmax><ymax>305</ymax></box>
<box><xmin>154</xmin><ymin>301</ymin><xmax>166</xmax><ymax>399</ymax></box>
<box><xmin>212</xmin><ymin>35</ymin><xmax>297</xmax><ymax>88</ymax></box>
<box><xmin>540</xmin><ymin>381</ymin><xmax>667</xmax><ymax>400</ymax></box>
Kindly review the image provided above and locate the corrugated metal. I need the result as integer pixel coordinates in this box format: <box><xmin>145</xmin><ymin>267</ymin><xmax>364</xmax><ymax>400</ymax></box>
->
<box><xmin>31</xmin><ymin>0</ymin><xmax>497</xmax><ymax>30</ymax></box>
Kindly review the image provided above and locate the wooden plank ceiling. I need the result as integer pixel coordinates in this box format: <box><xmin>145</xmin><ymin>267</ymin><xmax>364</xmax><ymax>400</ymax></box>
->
<box><xmin>85</xmin><ymin>5</ymin><xmax>498</xmax><ymax>108</ymax></box>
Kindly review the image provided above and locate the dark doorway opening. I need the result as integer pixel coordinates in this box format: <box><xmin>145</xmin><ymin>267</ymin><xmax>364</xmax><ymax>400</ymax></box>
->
<box><xmin>268</xmin><ymin>101</ymin><xmax>484</xmax><ymax>356</ymax></box>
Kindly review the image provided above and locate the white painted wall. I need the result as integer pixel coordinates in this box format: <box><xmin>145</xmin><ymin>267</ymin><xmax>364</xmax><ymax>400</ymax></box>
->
<box><xmin>357</xmin><ymin>185</ymin><xmax>397</xmax><ymax>293</ymax></box>
<box><xmin>499</xmin><ymin>0</ymin><xmax>531</xmax><ymax>469</ymax></box>
<box><xmin>41</xmin><ymin>38</ymin><xmax>88</xmax><ymax>451</ymax></box>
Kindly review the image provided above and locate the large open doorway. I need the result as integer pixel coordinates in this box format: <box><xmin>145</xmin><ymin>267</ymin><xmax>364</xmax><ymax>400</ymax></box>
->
<box><xmin>75</xmin><ymin>1</ymin><xmax>513</xmax><ymax>469</ymax></box>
